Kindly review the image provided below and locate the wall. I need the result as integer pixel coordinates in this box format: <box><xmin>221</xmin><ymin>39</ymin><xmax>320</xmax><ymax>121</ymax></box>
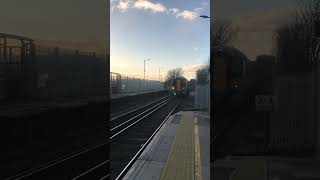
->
<box><xmin>0</xmin><ymin>54</ymin><xmax>107</xmax><ymax>101</ymax></box>
<box><xmin>32</xmin><ymin>55</ymin><xmax>107</xmax><ymax>100</ymax></box>
<box><xmin>120</xmin><ymin>78</ymin><xmax>164</xmax><ymax>94</ymax></box>
<box><xmin>0</xmin><ymin>63</ymin><xmax>29</xmax><ymax>99</ymax></box>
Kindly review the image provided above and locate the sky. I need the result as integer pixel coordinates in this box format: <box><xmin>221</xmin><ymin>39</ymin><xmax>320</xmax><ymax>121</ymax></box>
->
<box><xmin>110</xmin><ymin>0</ymin><xmax>210</xmax><ymax>80</ymax></box>
<box><xmin>0</xmin><ymin>0</ymin><xmax>301</xmax><ymax>79</ymax></box>
<box><xmin>0</xmin><ymin>0</ymin><xmax>109</xmax><ymax>55</ymax></box>
<box><xmin>212</xmin><ymin>0</ymin><xmax>299</xmax><ymax>60</ymax></box>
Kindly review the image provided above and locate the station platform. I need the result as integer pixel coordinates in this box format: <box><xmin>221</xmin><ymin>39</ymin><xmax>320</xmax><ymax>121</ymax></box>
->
<box><xmin>212</xmin><ymin>156</ymin><xmax>320</xmax><ymax>180</ymax></box>
<box><xmin>123</xmin><ymin>111</ymin><xmax>210</xmax><ymax>180</ymax></box>
<box><xmin>0</xmin><ymin>96</ymin><xmax>107</xmax><ymax>119</ymax></box>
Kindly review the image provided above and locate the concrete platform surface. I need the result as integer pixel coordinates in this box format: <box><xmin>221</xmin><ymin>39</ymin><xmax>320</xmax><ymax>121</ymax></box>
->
<box><xmin>0</xmin><ymin>96</ymin><xmax>107</xmax><ymax>118</ymax></box>
<box><xmin>213</xmin><ymin>156</ymin><xmax>320</xmax><ymax>180</ymax></box>
<box><xmin>123</xmin><ymin>111</ymin><xmax>210</xmax><ymax>180</ymax></box>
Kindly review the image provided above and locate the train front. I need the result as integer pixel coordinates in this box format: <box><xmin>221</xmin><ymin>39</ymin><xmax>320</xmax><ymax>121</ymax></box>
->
<box><xmin>171</xmin><ymin>77</ymin><xmax>188</xmax><ymax>97</ymax></box>
<box><xmin>212</xmin><ymin>47</ymin><xmax>248</xmax><ymax>112</ymax></box>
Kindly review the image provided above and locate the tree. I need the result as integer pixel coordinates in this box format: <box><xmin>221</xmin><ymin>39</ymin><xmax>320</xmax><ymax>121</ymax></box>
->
<box><xmin>274</xmin><ymin>0</ymin><xmax>320</xmax><ymax>73</ymax></box>
<box><xmin>196</xmin><ymin>59</ymin><xmax>210</xmax><ymax>85</ymax></box>
<box><xmin>163</xmin><ymin>68</ymin><xmax>183</xmax><ymax>87</ymax></box>
<box><xmin>196</xmin><ymin>66</ymin><xmax>209</xmax><ymax>85</ymax></box>
<box><xmin>211</xmin><ymin>19</ymin><xmax>238</xmax><ymax>48</ymax></box>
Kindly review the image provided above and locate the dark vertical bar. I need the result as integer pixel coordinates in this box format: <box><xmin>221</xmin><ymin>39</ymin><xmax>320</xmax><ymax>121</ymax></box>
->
<box><xmin>313</xmin><ymin>50</ymin><xmax>319</xmax><ymax>154</ymax></box>
<box><xmin>266</xmin><ymin>111</ymin><xmax>270</xmax><ymax>152</ymax></box>
<box><xmin>20</xmin><ymin>40</ymin><xmax>25</xmax><ymax>64</ymax></box>
<box><xmin>3</xmin><ymin>37</ymin><xmax>7</xmax><ymax>60</ymax></box>
<box><xmin>9</xmin><ymin>47</ymin><xmax>12</xmax><ymax>63</ymax></box>
<box><xmin>0</xmin><ymin>38</ymin><xmax>2</xmax><ymax>61</ymax></box>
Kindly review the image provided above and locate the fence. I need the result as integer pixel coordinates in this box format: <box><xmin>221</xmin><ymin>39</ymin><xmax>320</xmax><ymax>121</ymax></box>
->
<box><xmin>110</xmin><ymin>72</ymin><xmax>121</xmax><ymax>94</ymax></box>
<box><xmin>0</xmin><ymin>34</ymin><xmax>30</xmax><ymax>63</ymax></box>
<box><xmin>194</xmin><ymin>83</ymin><xmax>210</xmax><ymax>110</ymax></box>
<box><xmin>270</xmin><ymin>72</ymin><xmax>318</xmax><ymax>155</ymax></box>
<box><xmin>110</xmin><ymin>73</ymin><xmax>164</xmax><ymax>95</ymax></box>
<box><xmin>34</xmin><ymin>45</ymin><xmax>96</xmax><ymax>57</ymax></box>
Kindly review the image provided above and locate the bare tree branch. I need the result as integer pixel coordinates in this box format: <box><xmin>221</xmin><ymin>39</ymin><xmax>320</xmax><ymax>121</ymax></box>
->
<box><xmin>274</xmin><ymin>0</ymin><xmax>320</xmax><ymax>73</ymax></box>
<box><xmin>211</xmin><ymin>19</ymin><xmax>238</xmax><ymax>48</ymax></box>
<box><xmin>163</xmin><ymin>68</ymin><xmax>184</xmax><ymax>87</ymax></box>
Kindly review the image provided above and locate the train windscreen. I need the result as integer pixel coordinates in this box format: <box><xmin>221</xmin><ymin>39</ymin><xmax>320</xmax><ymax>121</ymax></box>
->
<box><xmin>213</xmin><ymin>57</ymin><xmax>227</xmax><ymax>94</ymax></box>
<box><xmin>231</xmin><ymin>59</ymin><xmax>244</xmax><ymax>78</ymax></box>
<box><xmin>176</xmin><ymin>79</ymin><xmax>182</xmax><ymax>91</ymax></box>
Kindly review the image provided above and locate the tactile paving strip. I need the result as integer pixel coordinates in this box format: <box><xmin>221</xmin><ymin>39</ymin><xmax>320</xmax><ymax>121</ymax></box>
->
<box><xmin>160</xmin><ymin>111</ymin><xmax>195</xmax><ymax>180</ymax></box>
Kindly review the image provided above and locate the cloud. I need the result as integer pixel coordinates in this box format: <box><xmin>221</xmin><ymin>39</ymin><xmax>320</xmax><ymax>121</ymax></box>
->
<box><xmin>182</xmin><ymin>63</ymin><xmax>203</xmax><ymax>71</ymax></box>
<box><xmin>134</xmin><ymin>0</ymin><xmax>166</xmax><ymax>13</ymax></box>
<box><xmin>169</xmin><ymin>8</ymin><xmax>179</xmax><ymax>14</ymax></box>
<box><xmin>111</xmin><ymin>0</ymin><xmax>201</xmax><ymax>21</ymax></box>
<box><xmin>182</xmin><ymin>63</ymin><xmax>205</xmax><ymax>79</ymax></box>
<box><xmin>170</xmin><ymin>8</ymin><xmax>199</xmax><ymax>21</ymax></box>
<box><xmin>114</xmin><ymin>0</ymin><xmax>132</xmax><ymax>12</ymax></box>
<box><xmin>194</xmin><ymin>7</ymin><xmax>203</xmax><ymax>12</ymax></box>
<box><xmin>193</xmin><ymin>47</ymin><xmax>199</xmax><ymax>51</ymax></box>
<box><xmin>176</xmin><ymin>10</ymin><xmax>198</xmax><ymax>20</ymax></box>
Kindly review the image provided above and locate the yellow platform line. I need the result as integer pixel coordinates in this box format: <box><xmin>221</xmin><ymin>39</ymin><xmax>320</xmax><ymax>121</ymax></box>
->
<box><xmin>160</xmin><ymin>111</ymin><xmax>195</xmax><ymax>180</ymax></box>
<box><xmin>194</xmin><ymin>117</ymin><xmax>202</xmax><ymax>180</ymax></box>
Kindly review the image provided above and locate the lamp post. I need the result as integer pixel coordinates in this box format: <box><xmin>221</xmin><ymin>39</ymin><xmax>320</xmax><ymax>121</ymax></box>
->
<box><xmin>199</xmin><ymin>14</ymin><xmax>211</xmax><ymax>114</ymax></box>
<box><xmin>159</xmin><ymin>67</ymin><xmax>162</xmax><ymax>82</ymax></box>
<box><xmin>144</xmin><ymin>58</ymin><xmax>151</xmax><ymax>88</ymax></box>
<box><xmin>199</xmin><ymin>15</ymin><xmax>210</xmax><ymax>19</ymax></box>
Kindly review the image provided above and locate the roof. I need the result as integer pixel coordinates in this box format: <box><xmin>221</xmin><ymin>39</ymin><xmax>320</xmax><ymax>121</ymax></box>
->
<box><xmin>173</xmin><ymin>76</ymin><xmax>188</xmax><ymax>81</ymax></box>
<box><xmin>211</xmin><ymin>46</ymin><xmax>248</xmax><ymax>62</ymax></box>
<box><xmin>0</xmin><ymin>33</ymin><xmax>34</xmax><ymax>42</ymax></box>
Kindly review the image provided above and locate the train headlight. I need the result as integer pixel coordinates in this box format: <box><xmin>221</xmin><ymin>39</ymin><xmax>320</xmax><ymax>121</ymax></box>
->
<box><xmin>234</xmin><ymin>81</ymin><xmax>239</xmax><ymax>89</ymax></box>
<box><xmin>171</xmin><ymin>86</ymin><xmax>174</xmax><ymax>90</ymax></box>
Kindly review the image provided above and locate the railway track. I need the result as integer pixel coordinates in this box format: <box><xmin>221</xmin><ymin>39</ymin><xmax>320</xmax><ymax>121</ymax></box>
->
<box><xmin>6</xmin><ymin>95</ymin><xmax>179</xmax><ymax>180</ymax></box>
<box><xmin>110</xmin><ymin>96</ymin><xmax>179</xmax><ymax>180</ymax></box>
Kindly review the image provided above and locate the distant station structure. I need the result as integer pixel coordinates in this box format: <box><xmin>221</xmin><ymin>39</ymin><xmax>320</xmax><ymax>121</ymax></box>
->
<box><xmin>110</xmin><ymin>72</ymin><xmax>122</xmax><ymax>94</ymax></box>
<box><xmin>110</xmin><ymin>72</ymin><xmax>164</xmax><ymax>96</ymax></box>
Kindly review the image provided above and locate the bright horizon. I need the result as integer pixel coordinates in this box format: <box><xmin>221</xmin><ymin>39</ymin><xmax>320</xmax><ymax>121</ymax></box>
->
<box><xmin>110</xmin><ymin>0</ymin><xmax>210</xmax><ymax>81</ymax></box>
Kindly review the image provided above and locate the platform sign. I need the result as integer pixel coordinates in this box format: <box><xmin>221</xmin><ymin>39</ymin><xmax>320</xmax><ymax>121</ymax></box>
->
<box><xmin>255</xmin><ymin>95</ymin><xmax>274</xmax><ymax>111</ymax></box>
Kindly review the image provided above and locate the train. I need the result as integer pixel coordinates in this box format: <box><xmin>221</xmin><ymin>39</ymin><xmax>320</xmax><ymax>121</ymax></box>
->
<box><xmin>170</xmin><ymin>76</ymin><xmax>188</xmax><ymax>97</ymax></box>
<box><xmin>212</xmin><ymin>46</ymin><xmax>250</xmax><ymax>111</ymax></box>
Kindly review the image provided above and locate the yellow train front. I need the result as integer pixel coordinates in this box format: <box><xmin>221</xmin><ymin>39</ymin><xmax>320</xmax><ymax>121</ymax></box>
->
<box><xmin>171</xmin><ymin>76</ymin><xmax>188</xmax><ymax>97</ymax></box>
<box><xmin>213</xmin><ymin>47</ymin><xmax>249</xmax><ymax>112</ymax></box>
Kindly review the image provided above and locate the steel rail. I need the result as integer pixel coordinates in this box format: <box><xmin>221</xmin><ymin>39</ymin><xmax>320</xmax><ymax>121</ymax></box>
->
<box><xmin>5</xmin><ymin>141</ymin><xmax>107</xmax><ymax>180</ymax></box>
<box><xmin>71</xmin><ymin>160</ymin><xmax>110</xmax><ymax>180</ymax></box>
<box><xmin>74</xmin><ymin>98</ymin><xmax>178</xmax><ymax>180</ymax></box>
<box><xmin>110</xmin><ymin>97</ymin><xmax>175</xmax><ymax>140</ymax></box>
<box><xmin>113</xmin><ymin>102</ymin><xmax>179</xmax><ymax>180</ymax></box>
<box><xmin>110</xmin><ymin>95</ymin><xmax>171</xmax><ymax>121</ymax></box>
<box><xmin>8</xmin><ymin>96</ymin><xmax>173</xmax><ymax>180</ymax></box>
<box><xmin>110</xmin><ymin>97</ymin><xmax>173</xmax><ymax>132</ymax></box>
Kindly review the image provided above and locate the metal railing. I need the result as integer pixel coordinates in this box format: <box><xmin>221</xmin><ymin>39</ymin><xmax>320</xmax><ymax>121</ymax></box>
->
<box><xmin>270</xmin><ymin>71</ymin><xmax>317</xmax><ymax>155</ymax></box>
<box><xmin>34</xmin><ymin>45</ymin><xmax>96</xmax><ymax>57</ymax></box>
